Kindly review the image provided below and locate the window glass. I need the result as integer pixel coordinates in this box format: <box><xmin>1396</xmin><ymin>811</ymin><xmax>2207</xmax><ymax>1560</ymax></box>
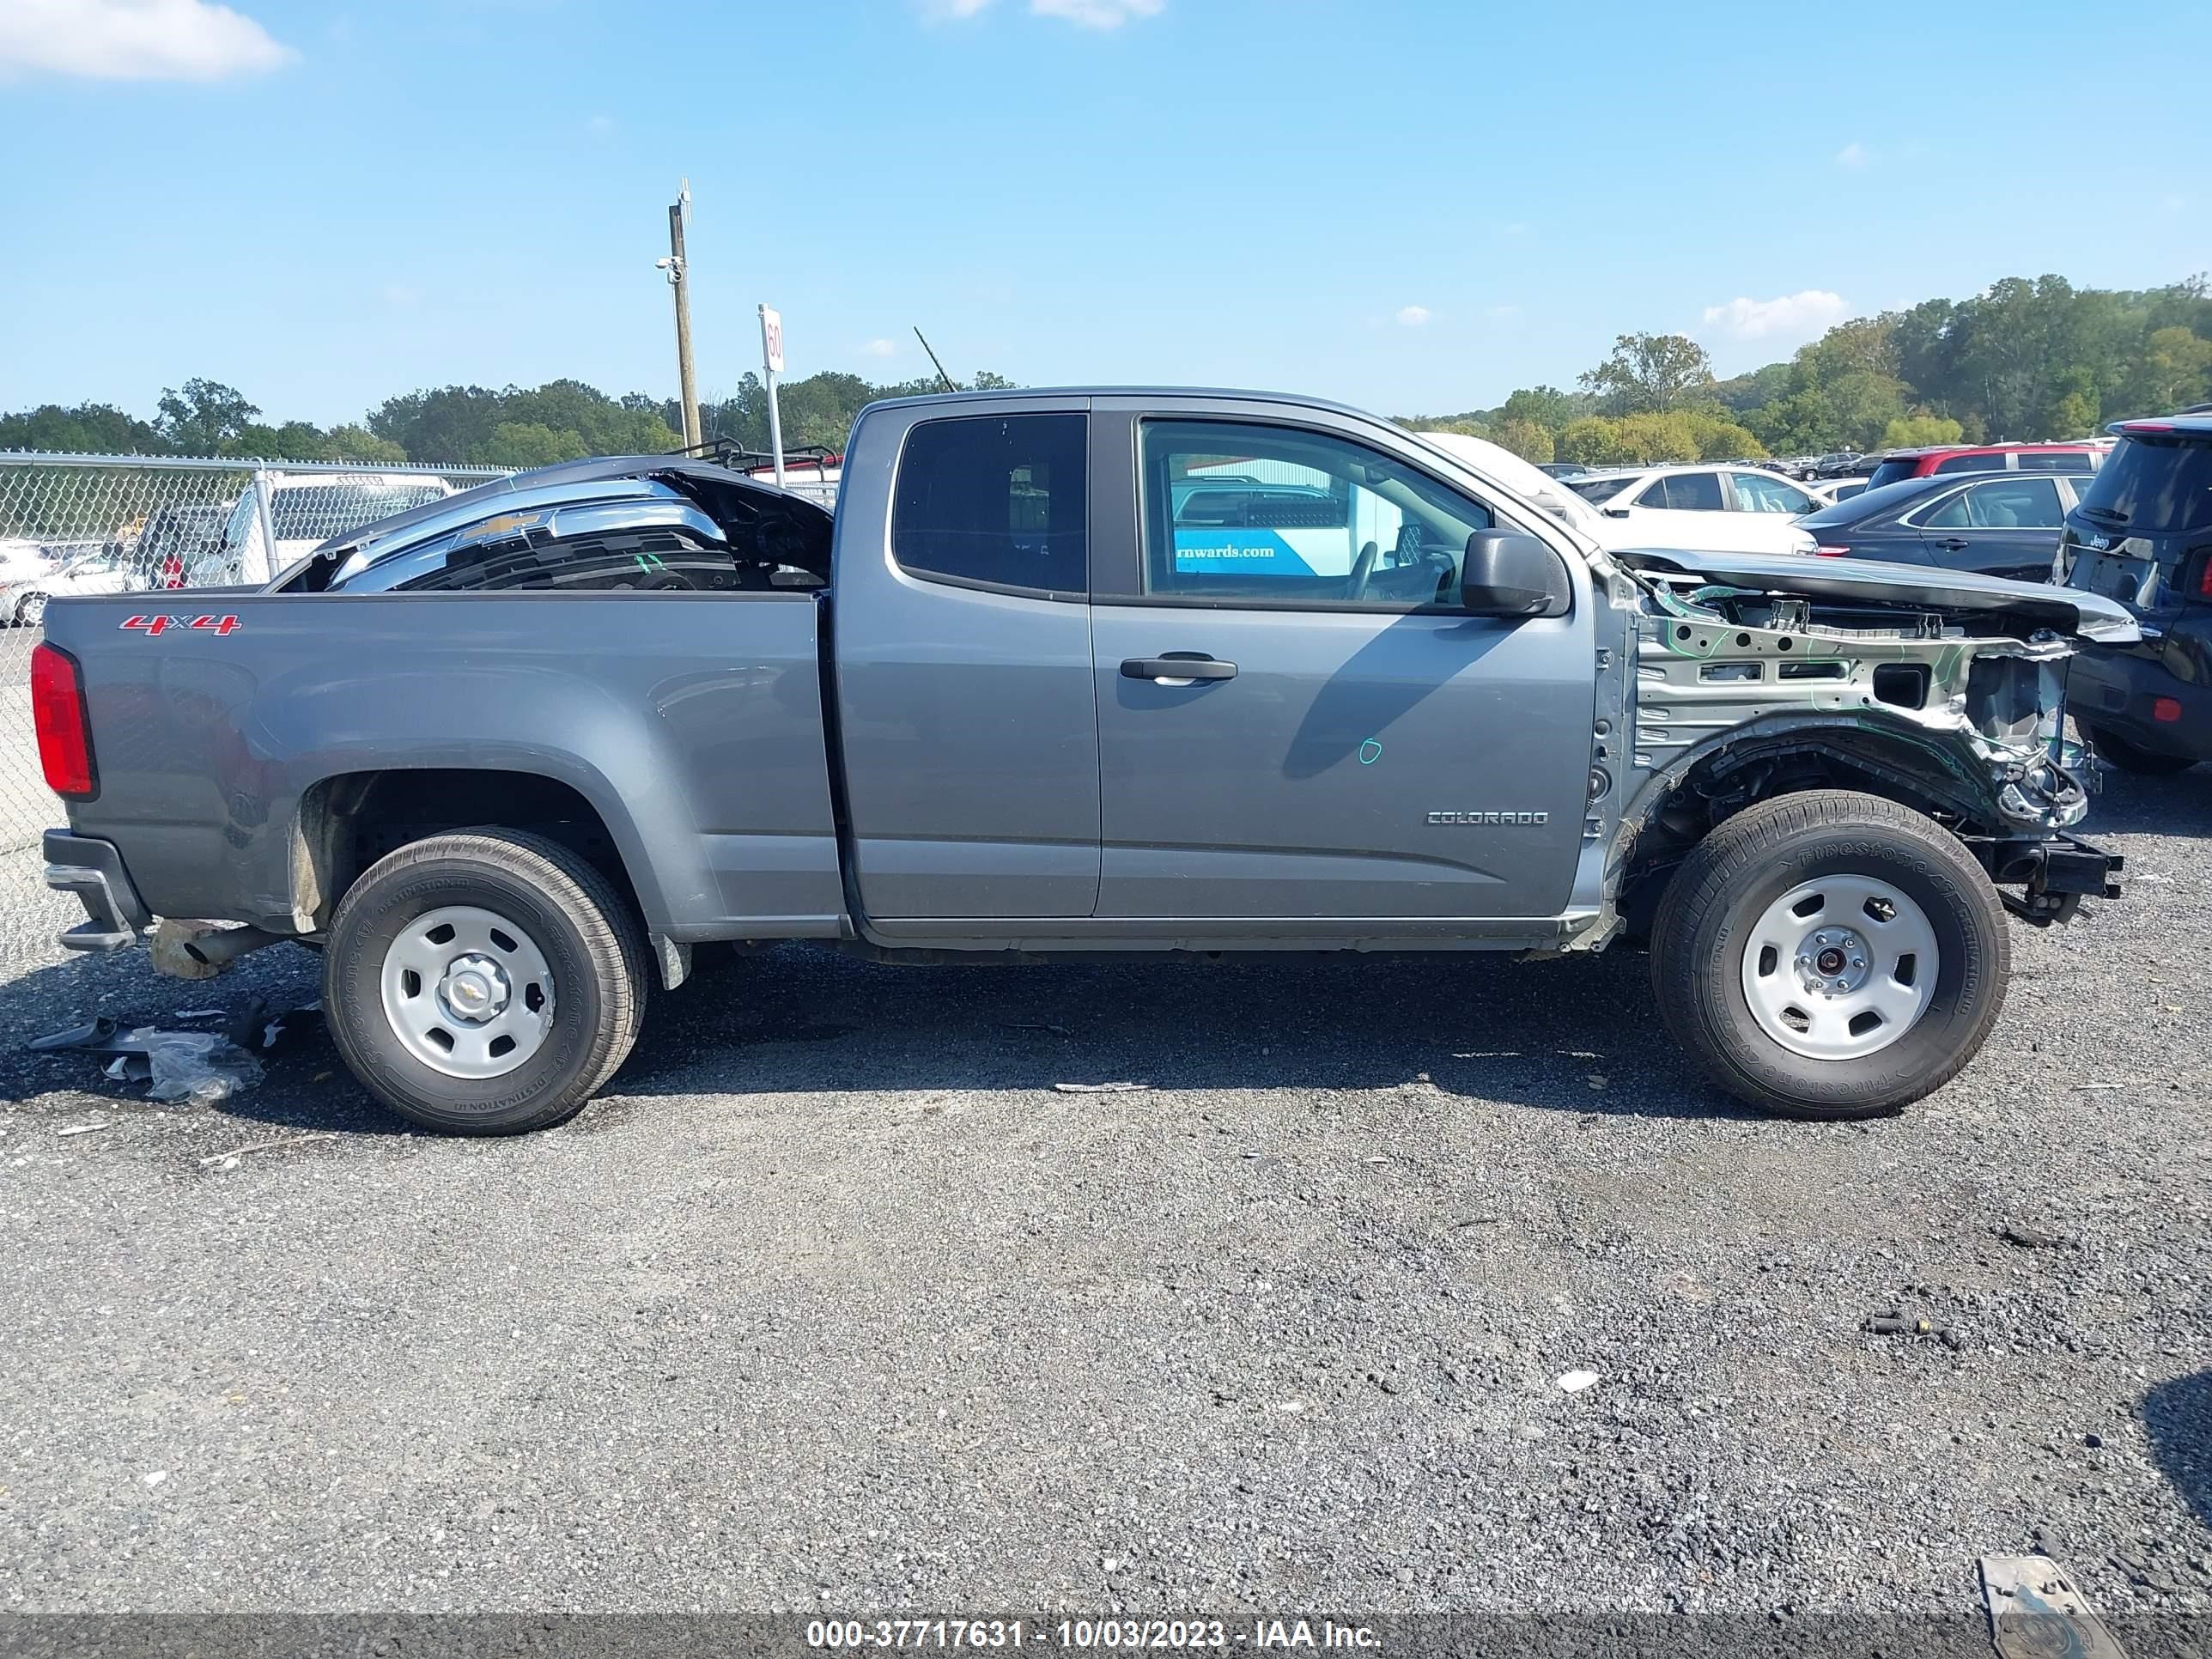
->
<box><xmin>1918</xmin><ymin>489</ymin><xmax>1972</xmax><ymax>529</ymax></box>
<box><xmin>1963</xmin><ymin>477</ymin><xmax>2063</xmax><ymax>529</ymax></box>
<box><xmin>1646</xmin><ymin>471</ymin><xmax>1723</xmax><ymax>511</ymax></box>
<box><xmin>2014</xmin><ymin>450</ymin><xmax>2090</xmax><ymax>472</ymax></box>
<box><xmin>1729</xmin><ymin>471</ymin><xmax>1814</xmax><ymax>514</ymax></box>
<box><xmin>2074</xmin><ymin>435</ymin><xmax>2212</xmax><ymax>533</ymax></box>
<box><xmin>1866</xmin><ymin>458</ymin><xmax>1921</xmax><ymax>489</ymax></box>
<box><xmin>1570</xmin><ymin>475</ymin><xmax>1635</xmax><ymax>504</ymax></box>
<box><xmin>1141</xmin><ymin>420</ymin><xmax>1494</xmax><ymax>608</ymax></box>
<box><xmin>891</xmin><ymin>414</ymin><xmax>1087</xmax><ymax>594</ymax></box>
<box><xmin>1934</xmin><ymin>452</ymin><xmax>2003</xmax><ymax>475</ymax></box>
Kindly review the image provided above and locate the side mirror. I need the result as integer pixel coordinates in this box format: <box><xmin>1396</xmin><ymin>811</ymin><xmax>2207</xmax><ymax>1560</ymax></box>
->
<box><xmin>1459</xmin><ymin>531</ymin><xmax>1571</xmax><ymax>618</ymax></box>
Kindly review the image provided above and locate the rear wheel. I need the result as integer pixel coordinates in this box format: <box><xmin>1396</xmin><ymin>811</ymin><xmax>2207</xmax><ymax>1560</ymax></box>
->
<box><xmin>2082</xmin><ymin>724</ymin><xmax>2197</xmax><ymax>776</ymax></box>
<box><xmin>1651</xmin><ymin>790</ymin><xmax>2009</xmax><ymax>1121</ymax></box>
<box><xmin>325</xmin><ymin>830</ymin><xmax>646</xmax><ymax>1133</ymax></box>
<box><xmin>15</xmin><ymin>592</ymin><xmax>46</xmax><ymax>628</ymax></box>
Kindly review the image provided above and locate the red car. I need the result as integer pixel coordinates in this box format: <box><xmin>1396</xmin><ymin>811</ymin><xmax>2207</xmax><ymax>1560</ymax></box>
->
<box><xmin>1864</xmin><ymin>442</ymin><xmax>2103</xmax><ymax>489</ymax></box>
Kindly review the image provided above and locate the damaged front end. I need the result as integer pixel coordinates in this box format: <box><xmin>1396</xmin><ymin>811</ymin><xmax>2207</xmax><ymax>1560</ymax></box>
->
<box><xmin>1608</xmin><ymin>549</ymin><xmax>2137</xmax><ymax>927</ymax></box>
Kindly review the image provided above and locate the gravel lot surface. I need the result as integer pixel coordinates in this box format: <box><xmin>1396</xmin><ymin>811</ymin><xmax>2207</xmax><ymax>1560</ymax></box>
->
<box><xmin>0</xmin><ymin>773</ymin><xmax>2205</xmax><ymax>1622</ymax></box>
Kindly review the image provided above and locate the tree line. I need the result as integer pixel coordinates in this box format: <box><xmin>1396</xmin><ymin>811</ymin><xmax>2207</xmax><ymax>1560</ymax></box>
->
<box><xmin>0</xmin><ymin>366</ymin><xmax>1016</xmax><ymax>469</ymax></box>
<box><xmin>7</xmin><ymin>273</ymin><xmax>2208</xmax><ymax>472</ymax></box>
<box><xmin>1400</xmin><ymin>272</ymin><xmax>2212</xmax><ymax>466</ymax></box>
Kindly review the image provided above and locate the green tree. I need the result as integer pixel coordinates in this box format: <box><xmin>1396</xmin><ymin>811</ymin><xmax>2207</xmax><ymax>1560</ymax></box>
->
<box><xmin>1494</xmin><ymin>418</ymin><xmax>1554</xmax><ymax>464</ymax></box>
<box><xmin>483</xmin><ymin>422</ymin><xmax>588</xmax><ymax>469</ymax></box>
<box><xmin>2119</xmin><ymin>325</ymin><xmax>2212</xmax><ymax>416</ymax></box>
<box><xmin>0</xmin><ymin>402</ymin><xmax>169</xmax><ymax>453</ymax></box>
<box><xmin>156</xmin><ymin>378</ymin><xmax>259</xmax><ymax>455</ymax></box>
<box><xmin>1880</xmin><ymin>414</ymin><xmax>1965</xmax><ymax>448</ymax></box>
<box><xmin>1578</xmin><ymin>333</ymin><xmax>1715</xmax><ymax>416</ymax></box>
<box><xmin>1497</xmin><ymin>385</ymin><xmax>1586</xmax><ymax>433</ymax></box>
<box><xmin>324</xmin><ymin>424</ymin><xmax>407</xmax><ymax>465</ymax></box>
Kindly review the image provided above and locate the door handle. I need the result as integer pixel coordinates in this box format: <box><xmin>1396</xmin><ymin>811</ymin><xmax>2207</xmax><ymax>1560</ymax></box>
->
<box><xmin>1121</xmin><ymin>653</ymin><xmax>1237</xmax><ymax>686</ymax></box>
<box><xmin>1933</xmin><ymin>538</ymin><xmax>1969</xmax><ymax>551</ymax></box>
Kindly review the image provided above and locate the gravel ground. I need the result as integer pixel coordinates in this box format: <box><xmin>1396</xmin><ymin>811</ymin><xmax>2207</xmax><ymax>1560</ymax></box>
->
<box><xmin>0</xmin><ymin>773</ymin><xmax>2205</xmax><ymax>1623</ymax></box>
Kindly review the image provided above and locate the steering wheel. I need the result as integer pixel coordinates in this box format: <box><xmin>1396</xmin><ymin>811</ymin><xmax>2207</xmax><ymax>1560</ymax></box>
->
<box><xmin>1347</xmin><ymin>539</ymin><xmax>1378</xmax><ymax>600</ymax></box>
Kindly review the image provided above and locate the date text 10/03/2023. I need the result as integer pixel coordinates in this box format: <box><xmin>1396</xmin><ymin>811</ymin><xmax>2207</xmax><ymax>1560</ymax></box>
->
<box><xmin>805</xmin><ymin>1620</ymin><xmax>1383</xmax><ymax>1650</ymax></box>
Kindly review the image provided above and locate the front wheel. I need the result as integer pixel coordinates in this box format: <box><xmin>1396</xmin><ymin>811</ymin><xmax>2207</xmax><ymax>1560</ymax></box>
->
<box><xmin>1651</xmin><ymin>790</ymin><xmax>2009</xmax><ymax>1121</ymax></box>
<box><xmin>325</xmin><ymin>830</ymin><xmax>647</xmax><ymax>1133</ymax></box>
<box><xmin>15</xmin><ymin>592</ymin><xmax>46</xmax><ymax>628</ymax></box>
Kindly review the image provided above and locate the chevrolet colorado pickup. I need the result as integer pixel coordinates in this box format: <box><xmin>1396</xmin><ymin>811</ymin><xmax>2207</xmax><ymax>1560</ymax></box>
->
<box><xmin>34</xmin><ymin>388</ymin><xmax>2131</xmax><ymax>1133</ymax></box>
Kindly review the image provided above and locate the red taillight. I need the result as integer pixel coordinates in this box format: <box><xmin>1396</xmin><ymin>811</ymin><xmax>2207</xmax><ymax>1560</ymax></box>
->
<box><xmin>2154</xmin><ymin>696</ymin><xmax>2184</xmax><ymax>724</ymax></box>
<box><xmin>2199</xmin><ymin>557</ymin><xmax>2212</xmax><ymax>599</ymax></box>
<box><xmin>30</xmin><ymin>643</ymin><xmax>94</xmax><ymax>799</ymax></box>
<box><xmin>1814</xmin><ymin>544</ymin><xmax>1852</xmax><ymax>557</ymax></box>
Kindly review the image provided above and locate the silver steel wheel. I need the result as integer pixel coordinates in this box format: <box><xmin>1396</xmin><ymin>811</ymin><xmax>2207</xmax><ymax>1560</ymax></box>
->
<box><xmin>16</xmin><ymin>592</ymin><xmax>46</xmax><ymax>627</ymax></box>
<box><xmin>1738</xmin><ymin>875</ymin><xmax>1938</xmax><ymax>1061</ymax></box>
<box><xmin>379</xmin><ymin>904</ymin><xmax>556</xmax><ymax>1079</ymax></box>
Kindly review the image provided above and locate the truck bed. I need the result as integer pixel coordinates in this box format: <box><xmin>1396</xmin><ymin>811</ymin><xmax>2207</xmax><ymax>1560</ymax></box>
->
<box><xmin>42</xmin><ymin>591</ymin><xmax>846</xmax><ymax>942</ymax></box>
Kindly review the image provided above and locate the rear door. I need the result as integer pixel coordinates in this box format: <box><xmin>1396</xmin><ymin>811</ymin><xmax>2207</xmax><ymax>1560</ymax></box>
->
<box><xmin>1086</xmin><ymin>404</ymin><xmax>1594</xmax><ymax>924</ymax></box>
<box><xmin>1911</xmin><ymin>475</ymin><xmax>2067</xmax><ymax>580</ymax></box>
<box><xmin>831</xmin><ymin>400</ymin><xmax>1103</xmax><ymax>919</ymax></box>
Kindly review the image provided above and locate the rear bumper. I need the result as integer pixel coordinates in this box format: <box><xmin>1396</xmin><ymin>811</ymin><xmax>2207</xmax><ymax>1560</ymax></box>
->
<box><xmin>2067</xmin><ymin>624</ymin><xmax>2212</xmax><ymax>761</ymax></box>
<box><xmin>44</xmin><ymin>830</ymin><xmax>151</xmax><ymax>952</ymax></box>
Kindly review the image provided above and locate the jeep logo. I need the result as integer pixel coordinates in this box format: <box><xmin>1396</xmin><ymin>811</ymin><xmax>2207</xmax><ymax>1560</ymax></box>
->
<box><xmin>1426</xmin><ymin>810</ymin><xmax>1548</xmax><ymax>825</ymax></box>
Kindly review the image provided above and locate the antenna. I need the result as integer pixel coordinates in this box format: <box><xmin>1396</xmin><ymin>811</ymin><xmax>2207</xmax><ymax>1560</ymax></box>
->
<box><xmin>913</xmin><ymin>327</ymin><xmax>958</xmax><ymax>394</ymax></box>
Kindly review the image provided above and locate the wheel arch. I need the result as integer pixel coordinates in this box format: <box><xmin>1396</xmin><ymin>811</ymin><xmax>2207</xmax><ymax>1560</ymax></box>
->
<box><xmin>289</xmin><ymin>763</ymin><xmax>666</xmax><ymax>946</ymax></box>
<box><xmin>1607</xmin><ymin>714</ymin><xmax>2002</xmax><ymax>939</ymax></box>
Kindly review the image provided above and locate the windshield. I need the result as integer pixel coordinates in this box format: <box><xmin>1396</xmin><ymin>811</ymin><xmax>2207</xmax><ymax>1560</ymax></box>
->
<box><xmin>2073</xmin><ymin>434</ymin><xmax>2212</xmax><ymax>533</ymax></box>
<box><xmin>1569</xmin><ymin>476</ymin><xmax>1636</xmax><ymax>504</ymax></box>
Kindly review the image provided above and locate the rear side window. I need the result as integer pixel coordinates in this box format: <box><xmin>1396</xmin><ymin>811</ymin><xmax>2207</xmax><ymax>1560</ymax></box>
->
<box><xmin>2075</xmin><ymin>435</ymin><xmax>2212</xmax><ymax>534</ymax></box>
<box><xmin>1866</xmin><ymin>458</ymin><xmax>1919</xmax><ymax>489</ymax></box>
<box><xmin>1638</xmin><ymin>472</ymin><xmax>1723</xmax><ymax>511</ymax></box>
<box><xmin>2014</xmin><ymin>450</ymin><xmax>2090</xmax><ymax>473</ymax></box>
<box><xmin>1569</xmin><ymin>476</ymin><xmax>1635</xmax><ymax>504</ymax></box>
<box><xmin>891</xmin><ymin>414</ymin><xmax>1088</xmax><ymax>596</ymax></box>
<box><xmin>1924</xmin><ymin>477</ymin><xmax>2063</xmax><ymax>529</ymax></box>
<box><xmin>1934</xmin><ymin>452</ymin><xmax>2002</xmax><ymax>475</ymax></box>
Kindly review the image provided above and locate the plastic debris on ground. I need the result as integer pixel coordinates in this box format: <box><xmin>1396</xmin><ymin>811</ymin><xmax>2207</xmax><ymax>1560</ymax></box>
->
<box><xmin>28</xmin><ymin>1017</ymin><xmax>265</xmax><ymax>1104</ymax></box>
<box><xmin>1555</xmin><ymin>1370</ymin><xmax>1602</xmax><ymax>1394</ymax></box>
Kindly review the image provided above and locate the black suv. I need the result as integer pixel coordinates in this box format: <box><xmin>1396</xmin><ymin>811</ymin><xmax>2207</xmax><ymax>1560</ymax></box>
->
<box><xmin>2060</xmin><ymin>416</ymin><xmax>2212</xmax><ymax>773</ymax></box>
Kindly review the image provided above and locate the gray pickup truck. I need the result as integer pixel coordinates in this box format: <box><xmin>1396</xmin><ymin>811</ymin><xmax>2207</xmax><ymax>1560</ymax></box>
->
<box><xmin>35</xmin><ymin>388</ymin><xmax>2130</xmax><ymax>1133</ymax></box>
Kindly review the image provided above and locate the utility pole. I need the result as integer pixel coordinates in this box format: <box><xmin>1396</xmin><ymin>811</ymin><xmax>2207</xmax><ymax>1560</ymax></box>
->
<box><xmin>660</xmin><ymin>181</ymin><xmax>702</xmax><ymax>450</ymax></box>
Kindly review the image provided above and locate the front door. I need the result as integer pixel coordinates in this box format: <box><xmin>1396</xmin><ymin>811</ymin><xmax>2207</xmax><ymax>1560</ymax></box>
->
<box><xmin>1090</xmin><ymin>415</ymin><xmax>1595</xmax><ymax>923</ymax></box>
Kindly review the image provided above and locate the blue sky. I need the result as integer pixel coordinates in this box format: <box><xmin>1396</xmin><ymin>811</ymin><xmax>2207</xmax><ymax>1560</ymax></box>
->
<box><xmin>3</xmin><ymin>0</ymin><xmax>2209</xmax><ymax>428</ymax></box>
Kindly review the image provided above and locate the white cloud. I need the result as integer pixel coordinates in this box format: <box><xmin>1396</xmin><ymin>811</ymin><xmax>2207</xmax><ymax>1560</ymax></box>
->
<box><xmin>0</xmin><ymin>0</ymin><xmax>294</xmax><ymax>81</ymax></box>
<box><xmin>1835</xmin><ymin>141</ymin><xmax>1868</xmax><ymax>169</ymax></box>
<box><xmin>861</xmin><ymin>337</ymin><xmax>898</xmax><ymax>357</ymax></box>
<box><xmin>921</xmin><ymin>0</ymin><xmax>1164</xmax><ymax>24</ymax></box>
<box><xmin>1701</xmin><ymin>289</ymin><xmax>1851</xmax><ymax>343</ymax></box>
<box><xmin>1029</xmin><ymin>0</ymin><xmax>1163</xmax><ymax>24</ymax></box>
<box><xmin>1395</xmin><ymin>305</ymin><xmax>1431</xmax><ymax>327</ymax></box>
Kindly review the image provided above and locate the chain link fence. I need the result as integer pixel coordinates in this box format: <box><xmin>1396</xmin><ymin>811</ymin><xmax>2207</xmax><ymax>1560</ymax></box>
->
<box><xmin>0</xmin><ymin>453</ymin><xmax>508</xmax><ymax>859</ymax></box>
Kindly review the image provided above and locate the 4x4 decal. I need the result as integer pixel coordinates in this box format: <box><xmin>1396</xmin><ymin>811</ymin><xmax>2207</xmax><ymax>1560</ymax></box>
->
<box><xmin>119</xmin><ymin>614</ymin><xmax>240</xmax><ymax>637</ymax></box>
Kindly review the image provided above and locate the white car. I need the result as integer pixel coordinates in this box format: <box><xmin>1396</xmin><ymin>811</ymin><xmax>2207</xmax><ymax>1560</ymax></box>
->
<box><xmin>1565</xmin><ymin>465</ymin><xmax>1820</xmax><ymax>556</ymax></box>
<box><xmin>1413</xmin><ymin>439</ymin><xmax>1819</xmax><ymax>558</ymax></box>
<box><xmin>0</xmin><ymin>538</ymin><xmax>61</xmax><ymax>590</ymax></box>
<box><xmin>223</xmin><ymin>472</ymin><xmax>456</xmax><ymax>583</ymax></box>
<box><xmin>3</xmin><ymin>547</ymin><xmax>136</xmax><ymax>626</ymax></box>
<box><xmin>1805</xmin><ymin>475</ymin><xmax>1874</xmax><ymax>505</ymax></box>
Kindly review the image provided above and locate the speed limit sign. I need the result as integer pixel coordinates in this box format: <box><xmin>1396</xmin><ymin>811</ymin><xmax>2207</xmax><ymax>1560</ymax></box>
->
<box><xmin>759</xmin><ymin>305</ymin><xmax>785</xmax><ymax>374</ymax></box>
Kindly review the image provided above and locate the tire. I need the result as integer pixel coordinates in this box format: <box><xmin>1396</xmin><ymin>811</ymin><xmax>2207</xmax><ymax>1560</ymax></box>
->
<box><xmin>1650</xmin><ymin>789</ymin><xmax>2009</xmax><ymax>1121</ymax></box>
<box><xmin>2081</xmin><ymin>724</ymin><xmax>2197</xmax><ymax>776</ymax></box>
<box><xmin>325</xmin><ymin>830</ymin><xmax>647</xmax><ymax>1134</ymax></box>
<box><xmin>15</xmin><ymin>592</ymin><xmax>46</xmax><ymax>628</ymax></box>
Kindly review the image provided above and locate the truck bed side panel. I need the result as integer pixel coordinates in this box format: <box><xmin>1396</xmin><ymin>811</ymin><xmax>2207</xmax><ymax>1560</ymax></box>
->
<box><xmin>43</xmin><ymin>592</ymin><xmax>844</xmax><ymax>939</ymax></box>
